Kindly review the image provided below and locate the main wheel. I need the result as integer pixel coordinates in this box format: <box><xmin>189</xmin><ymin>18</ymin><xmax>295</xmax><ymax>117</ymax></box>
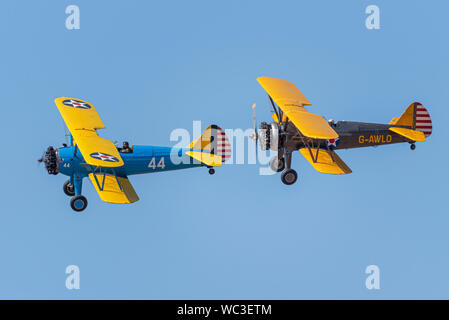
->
<box><xmin>270</xmin><ymin>156</ymin><xmax>285</xmax><ymax>172</ymax></box>
<box><xmin>63</xmin><ymin>180</ymin><xmax>75</xmax><ymax>196</ymax></box>
<box><xmin>281</xmin><ymin>169</ymin><xmax>298</xmax><ymax>185</ymax></box>
<box><xmin>410</xmin><ymin>143</ymin><xmax>416</xmax><ymax>150</ymax></box>
<box><xmin>209</xmin><ymin>168</ymin><xmax>215</xmax><ymax>175</ymax></box>
<box><xmin>70</xmin><ymin>195</ymin><xmax>88</xmax><ymax>212</ymax></box>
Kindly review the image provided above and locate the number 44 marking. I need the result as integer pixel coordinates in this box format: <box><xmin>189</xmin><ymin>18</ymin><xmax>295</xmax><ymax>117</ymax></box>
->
<box><xmin>148</xmin><ymin>157</ymin><xmax>165</xmax><ymax>169</ymax></box>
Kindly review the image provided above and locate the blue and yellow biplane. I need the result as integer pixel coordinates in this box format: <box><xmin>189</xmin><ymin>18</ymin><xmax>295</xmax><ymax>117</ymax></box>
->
<box><xmin>39</xmin><ymin>98</ymin><xmax>231</xmax><ymax>212</ymax></box>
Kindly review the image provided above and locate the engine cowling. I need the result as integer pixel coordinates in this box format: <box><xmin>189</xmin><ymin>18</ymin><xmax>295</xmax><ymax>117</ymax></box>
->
<box><xmin>259</xmin><ymin>122</ymin><xmax>280</xmax><ymax>151</ymax></box>
<box><xmin>259</xmin><ymin>122</ymin><xmax>270</xmax><ymax>151</ymax></box>
<box><xmin>41</xmin><ymin>146</ymin><xmax>59</xmax><ymax>175</ymax></box>
<box><xmin>269</xmin><ymin>122</ymin><xmax>280</xmax><ymax>151</ymax></box>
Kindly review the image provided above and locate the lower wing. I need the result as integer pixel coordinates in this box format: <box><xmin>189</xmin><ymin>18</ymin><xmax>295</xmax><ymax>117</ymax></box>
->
<box><xmin>88</xmin><ymin>173</ymin><xmax>139</xmax><ymax>204</ymax></box>
<box><xmin>299</xmin><ymin>148</ymin><xmax>352</xmax><ymax>175</ymax></box>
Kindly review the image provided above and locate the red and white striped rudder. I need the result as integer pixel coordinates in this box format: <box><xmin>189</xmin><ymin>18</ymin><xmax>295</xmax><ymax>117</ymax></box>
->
<box><xmin>211</xmin><ymin>125</ymin><xmax>232</xmax><ymax>162</ymax></box>
<box><xmin>188</xmin><ymin>124</ymin><xmax>232</xmax><ymax>163</ymax></box>
<box><xmin>414</xmin><ymin>103</ymin><xmax>432</xmax><ymax>137</ymax></box>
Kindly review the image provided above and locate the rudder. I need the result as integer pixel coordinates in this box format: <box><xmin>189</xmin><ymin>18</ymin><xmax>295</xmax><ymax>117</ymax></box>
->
<box><xmin>188</xmin><ymin>125</ymin><xmax>232</xmax><ymax>162</ymax></box>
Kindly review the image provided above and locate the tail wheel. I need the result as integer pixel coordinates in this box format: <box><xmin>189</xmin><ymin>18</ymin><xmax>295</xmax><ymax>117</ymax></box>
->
<box><xmin>281</xmin><ymin>169</ymin><xmax>298</xmax><ymax>185</ymax></box>
<box><xmin>70</xmin><ymin>195</ymin><xmax>88</xmax><ymax>212</ymax></box>
<box><xmin>270</xmin><ymin>156</ymin><xmax>285</xmax><ymax>172</ymax></box>
<box><xmin>63</xmin><ymin>180</ymin><xmax>75</xmax><ymax>196</ymax></box>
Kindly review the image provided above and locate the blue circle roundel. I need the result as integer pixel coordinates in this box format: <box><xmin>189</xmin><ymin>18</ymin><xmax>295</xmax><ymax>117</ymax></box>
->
<box><xmin>62</xmin><ymin>99</ymin><xmax>92</xmax><ymax>109</ymax></box>
<box><xmin>90</xmin><ymin>152</ymin><xmax>119</xmax><ymax>162</ymax></box>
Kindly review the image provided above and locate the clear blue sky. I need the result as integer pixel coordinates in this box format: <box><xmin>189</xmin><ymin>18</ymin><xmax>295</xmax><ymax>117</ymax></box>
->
<box><xmin>0</xmin><ymin>0</ymin><xmax>448</xmax><ymax>299</ymax></box>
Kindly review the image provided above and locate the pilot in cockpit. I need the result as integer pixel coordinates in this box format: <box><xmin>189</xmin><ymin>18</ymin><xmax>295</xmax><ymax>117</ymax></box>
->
<box><xmin>120</xmin><ymin>141</ymin><xmax>132</xmax><ymax>153</ymax></box>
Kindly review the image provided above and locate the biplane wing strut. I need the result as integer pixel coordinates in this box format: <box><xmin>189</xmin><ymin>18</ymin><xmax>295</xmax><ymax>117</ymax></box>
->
<box><xmin>299</xmin><ymin>146</ymin><xmax>352</xmax><ymax>175</ymax></box>
<box><xmin>297</xmin><ymin>136</ymin><xmax>352</xmax><ymax>175</ymax></box>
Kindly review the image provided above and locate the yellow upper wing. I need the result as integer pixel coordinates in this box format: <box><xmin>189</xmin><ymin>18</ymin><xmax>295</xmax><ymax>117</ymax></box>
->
<box><xmin>55</xmin><ymin>97</ymin><xmax>124</xmax><ymax>167</ymax></box>
<box><xmin>89</xmin><ymin>173</ymin><xmax>139</xmax><ymax>204</ymax></box>
<box><xmin>257</xmin><ymin>76</ymin><xmax>338</xmax><ymax>139</ymax></box>
<box><xmin>257</xmin><ymin>76</ymin><xmax>311</xmax><ymax>107</ymax></box>
<box><xmin>299</xmin><ymin>148</ymin><xmax>352</xmax><ymax>175</ymax></box>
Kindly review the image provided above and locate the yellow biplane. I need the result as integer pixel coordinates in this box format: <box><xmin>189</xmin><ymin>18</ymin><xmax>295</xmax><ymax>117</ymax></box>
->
<box><xmin>253</xmin><ymin>76</ymin><xmax>432</xmax><ymax>184</ymax></box>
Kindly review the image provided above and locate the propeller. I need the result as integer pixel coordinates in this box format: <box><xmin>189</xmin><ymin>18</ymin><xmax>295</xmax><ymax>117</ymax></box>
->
<box><xmin>249</xmin><ymin>103</ymin><xmax>258</xmax><ymax>156</ymax></box>
<box><xmin>37</xmin><ymin>150</ymin><xmax>45</xmax><ymax>170</ymax></box>
<box><xmin>37</xmin><ymin>150</ymin><xmax>45</xmax><ymax>164</ymax></box>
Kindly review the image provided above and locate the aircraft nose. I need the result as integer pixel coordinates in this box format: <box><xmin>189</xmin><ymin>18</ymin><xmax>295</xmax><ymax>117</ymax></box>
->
<box><xmin>39</xmin><ymin>146</ymin><xmax>59</xmax><ymax>175</ymax></box>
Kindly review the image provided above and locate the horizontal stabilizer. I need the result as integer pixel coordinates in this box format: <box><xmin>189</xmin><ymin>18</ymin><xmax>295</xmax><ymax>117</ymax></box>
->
<box><xmin>389</xmin><ymin>127</ymin><xmax>425</xmax><ymax>142</ymax></box>
<box><xmin>89</xmin><ymin>173</ymin><xmax>139</xmax><ymax>204</ymax></box>
<box><xmin>185</xmin><ymin>151</ymin><xmax>222</xmax><ymax>167</ymax></box>
<box><xmin>299</xmin><ymin>148</ymin><xmax>352</xmax><ymax>175</ymax></box>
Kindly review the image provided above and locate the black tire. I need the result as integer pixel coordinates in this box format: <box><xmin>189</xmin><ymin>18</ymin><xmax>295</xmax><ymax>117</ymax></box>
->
<box><xmin>410</xmin><ymin>143</ymin><xmax>416</xmax><ymax>150</ymax></box>
<box><xmin>209</xmin><ymin>168</ymin><xmax>215</xmax><ymax>175</ymax></box>
<box><xmin>270</xmin><ymin>157</ymin><xmax>285</xmax><ymax>172</ymax></box>
<box><xmin>281</xmin><ymin>169</ymin><xmax>298</xmax><ymax>185</ymax></box>
<box><xmin>70</xmin><ymin>195</ymin><xmax>88</xmax><ymax>212</ymax></box>
<box><xmin>63</xmin><ymin>180</ymin><xmax>75</xmax><ymax>196</ymax></box>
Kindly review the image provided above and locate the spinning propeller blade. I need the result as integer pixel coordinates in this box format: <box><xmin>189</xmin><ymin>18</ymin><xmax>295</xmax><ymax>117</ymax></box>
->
<box><xmin>37</xmin><ymin>153</ymin><xmax>44</xmax><ymax>164</ymax></box>
<box><xmin>250</xmin><ymin>103</ymin><xmax>258</xmax><ymax>156</ymax></box>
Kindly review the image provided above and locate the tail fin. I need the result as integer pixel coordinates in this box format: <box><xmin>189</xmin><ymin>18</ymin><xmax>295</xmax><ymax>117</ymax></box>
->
<box><xmin>188</xmin><ymin>125</ymin><xmax>231</xmax><ymax>162</ymax></box>
<box><xmin>389</xmin><ymin>102</ymin><xmax>432</xmax><ymax>137</ymax></box>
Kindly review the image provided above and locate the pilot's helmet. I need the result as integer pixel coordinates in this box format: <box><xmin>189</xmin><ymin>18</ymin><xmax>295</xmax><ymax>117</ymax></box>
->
<box><xmin>123</xmin><ymin>141</ymin><xmax>129</xmax><ymax>148</ymax></box>
<box><xmin>328</xmin><ymin>119</ymin><xmax>335</xmax><ymax>125</ymax></box>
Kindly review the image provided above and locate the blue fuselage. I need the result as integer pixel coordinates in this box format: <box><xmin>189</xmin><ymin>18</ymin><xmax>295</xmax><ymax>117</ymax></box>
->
<box><xmin>57</xmin><ymin>145</ymin><xmax>203</xmax><ymax>178</ymax></box>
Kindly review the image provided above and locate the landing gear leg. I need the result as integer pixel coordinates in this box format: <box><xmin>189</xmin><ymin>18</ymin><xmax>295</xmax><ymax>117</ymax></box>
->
<box><xmin>281</xmin><ymin>151</ymin><xmax>299</xmax><ymax>185</ymax></box>
<box><xmin>285</xmin><ymin>151</ymin><xmax>292</xmax><ymax>170</ymax></box>
<box><xmin>410</xmin><ymin>143</ymin><xmax>416</xmax><ymax>150</ymax></box>
<box><xmin>70</xmin><ymin>175</ymin><xmax>87</xmax><ymax>212</ymax></box>
<box><xmin>73</xmin><ymin>175</ymin><xmax>82</xmax><ymax>195</ymax></box>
